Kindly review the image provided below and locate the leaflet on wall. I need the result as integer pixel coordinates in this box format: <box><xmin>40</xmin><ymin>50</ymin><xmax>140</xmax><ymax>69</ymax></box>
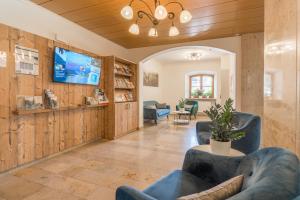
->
<box><xmin>0</xmin><ymin>51</ymin><xmax>7</xmax><ymax>68</ymax></box>
<box><xmin>15</xmin><ymin>45</ymin><xmax>39</xmax><ymax>75</ymax></box>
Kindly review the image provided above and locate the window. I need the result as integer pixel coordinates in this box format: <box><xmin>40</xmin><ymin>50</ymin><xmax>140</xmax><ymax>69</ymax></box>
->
<box><xmin>264</xmin><ymin>73</ymin><xmax>273</xmax><ymax>97</ymax></box>
<box><xmin>190</xmin><ymin>74</ymin><xmax>214</xmax><ymax>98</ymax></box>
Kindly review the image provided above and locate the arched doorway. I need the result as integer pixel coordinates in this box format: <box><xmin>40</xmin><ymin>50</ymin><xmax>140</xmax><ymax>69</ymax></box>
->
<box><xmin>138</xmin><ymin>46</ymin><xmax>237</xmax><ymax>127</ymax></box>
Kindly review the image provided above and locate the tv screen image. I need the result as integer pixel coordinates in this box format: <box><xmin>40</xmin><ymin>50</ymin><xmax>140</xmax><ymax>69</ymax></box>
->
<box><xmin>53</xmin><ymin>47</ymin><xmax>101</xmax><ymax>86</ymax></box>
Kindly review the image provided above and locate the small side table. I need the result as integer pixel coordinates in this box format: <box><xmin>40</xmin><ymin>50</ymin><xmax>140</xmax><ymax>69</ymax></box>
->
<box><xmin>192</xmin><ymin>145</ymin><xmax>244</xmax><ymax>156</ymax></box>
<box><xmin>172</xmin><ymin>111</ymin><xmax>190</xmax><ymax>125</ymax></box>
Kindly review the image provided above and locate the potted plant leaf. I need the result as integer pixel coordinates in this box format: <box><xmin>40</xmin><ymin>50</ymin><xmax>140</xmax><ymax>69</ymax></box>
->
<box><xmin>204</xmin><ymin>98</ymin><xmax>245</xmax><ymax>155</ymax></box>
<box><xmin>178</xmin><ymin>98</ymin><xmax>185</xmax><ymax>112</ymax></box>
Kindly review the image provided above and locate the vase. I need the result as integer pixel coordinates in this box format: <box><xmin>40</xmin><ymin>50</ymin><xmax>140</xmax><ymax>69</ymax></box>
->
<box><xmin>210</xmin><ymin>139</ymin><xmax>231</xmax><ymax>156</ymax></box>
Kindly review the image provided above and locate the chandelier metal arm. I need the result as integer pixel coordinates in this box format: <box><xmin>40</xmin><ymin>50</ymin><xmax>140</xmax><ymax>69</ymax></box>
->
<box><xmin>129</xmin><ymin>0</ymin><xmax>154</xmax><ymax>15</ymax></box>
<box><xmin>137</xmin><ymin>10</ymin><xmax>159</xmax><ymax>25</ymax></box>
<box><xmin>168</xmin><ymin>12</ymin><xmax>175</xmax><ymax>20</ymax></box>
<box><xmin>164</xmin><ymin>1</ymin><xmax>185</xmax><ymax>10</ymax></box>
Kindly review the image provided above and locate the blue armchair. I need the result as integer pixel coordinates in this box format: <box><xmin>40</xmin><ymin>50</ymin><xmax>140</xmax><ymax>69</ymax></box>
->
<box><xmin>144</xmin><ymin>101</ymin><xmax>170</xmax><ymax>124</ymax></box>
<box><xmin>116</xmin><ymin>147</ymin><xmax>300</xmax><ymax>200</ymax></box>
<box><xmin>176</xmin><ymin>100</ymin><xmax>198</xmax><ymax>119</ymax></box>
<box><xmin>196</xmin><ymin>112</ymin><xmax>261</xmax><ymax>154</ymax></box>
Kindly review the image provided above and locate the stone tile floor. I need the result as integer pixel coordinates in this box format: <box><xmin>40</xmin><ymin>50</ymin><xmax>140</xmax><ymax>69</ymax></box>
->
<box><xmin>0</xmin><ymin>118</ymin><xmax>203</xmax><ymax>200</ymax></box>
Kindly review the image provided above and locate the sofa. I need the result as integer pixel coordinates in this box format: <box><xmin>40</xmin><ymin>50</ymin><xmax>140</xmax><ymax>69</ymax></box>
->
<box><xmin>176</xmin><ymin>100</ymin><xmax>198</xmax><ymax>119</ymax></box>
<box><xmin>144</xmin><ymin>101</ymin><xmax>170</xmax><ymax>124</ymax></box>
<box><xmin>116</xmin><ymin>147</ymin><xmax>300</xmax><ymax>200</ymax></box>
<box><xmin>196</xmin><ymin>112</ymin><xmax>261</xmax><ymax>154</ymax></box>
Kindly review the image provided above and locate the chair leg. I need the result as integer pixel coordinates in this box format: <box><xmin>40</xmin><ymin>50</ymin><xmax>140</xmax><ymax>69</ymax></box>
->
<box><xmin>155</xmin><ymin>119</ymin><xmax>157</xmax><ymax>125</ymax></box>
<box><xmin>167</xmin><ymin>115</ymin><xmax>169</xmax><ymax>120</ymax></box>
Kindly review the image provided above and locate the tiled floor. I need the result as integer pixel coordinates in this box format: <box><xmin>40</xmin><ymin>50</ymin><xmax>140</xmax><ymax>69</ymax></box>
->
<box><xmin>0</xmin><ymin>118</ymin><xmax>203</xmax><ymax>200</ymax></box>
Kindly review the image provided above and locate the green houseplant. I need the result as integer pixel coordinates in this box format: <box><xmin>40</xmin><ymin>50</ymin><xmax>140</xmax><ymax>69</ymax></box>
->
<box><xmin>178</xmin><ymin>98</ymin><xmax>185</xmax><ymax>111</ymax></box>
<box><xmin>204</xmin><ymin>98</ymin><xmax>245</xmax><ymax>155</ymax></box>
<box><xmin>192</xmin><ymin>89</ymin><xmax>204</xmax><ymax>98</ymax></box>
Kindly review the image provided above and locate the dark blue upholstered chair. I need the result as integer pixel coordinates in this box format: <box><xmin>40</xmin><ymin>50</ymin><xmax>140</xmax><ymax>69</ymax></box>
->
<box><xmin>116</xmin><ymin>147</ymin><xmax>300</xmax><ymax>200</ymax></box>
<box><xmin>144</xmin><ymin>101</ymin><xmax>170</xmax><ymax>124</ymax></box>
<box><xmin>196</xmin><ymin>112</ymin><xmax>261</xmax><ymax>154</ymax></box>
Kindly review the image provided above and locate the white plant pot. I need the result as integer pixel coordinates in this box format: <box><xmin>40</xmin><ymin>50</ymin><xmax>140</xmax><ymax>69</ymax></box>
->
<box><xmin>179</xmin><ymin>107</ymin><xmax>185</xmax><ymax>112</ymax></box>
<box><xmin>210</xmin><ymin>139</ymin><xmax>231</xmax><ymax>156</ymax></box>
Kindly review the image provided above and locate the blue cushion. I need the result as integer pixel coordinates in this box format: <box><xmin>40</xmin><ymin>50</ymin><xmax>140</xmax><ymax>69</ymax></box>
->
<box><xmin>144</xmin><ymin>170</ymin><xmax>213</xmax><ymax>200</ymax></box>
<box><xmin>157</xmin><ymin>109</ymin><xmax>170</xmax><ymax>116</ymax></box>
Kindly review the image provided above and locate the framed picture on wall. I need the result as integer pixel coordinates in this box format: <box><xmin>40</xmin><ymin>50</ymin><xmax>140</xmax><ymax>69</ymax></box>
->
<box><xmin>143</xmin><ymin>72</ymin><xmax>159</xmax><ymax>87</ymax></box>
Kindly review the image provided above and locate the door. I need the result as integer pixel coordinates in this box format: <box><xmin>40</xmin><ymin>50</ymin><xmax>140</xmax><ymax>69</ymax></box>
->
<box><xmin>115</xmin><ymin>103</ymin><xmax>128</xmax><ymax>138</ymax></box>
<box><xmin>127</xmin><ymin>102</ymin><xmax>138</xmax><ymax>132</ymax></box>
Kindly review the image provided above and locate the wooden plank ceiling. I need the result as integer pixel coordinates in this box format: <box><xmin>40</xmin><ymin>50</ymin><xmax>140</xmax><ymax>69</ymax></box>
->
<box><xmin>31</xmin><ymin>0</ymin><xmax>264</xmax><ymax>48</ymax></box>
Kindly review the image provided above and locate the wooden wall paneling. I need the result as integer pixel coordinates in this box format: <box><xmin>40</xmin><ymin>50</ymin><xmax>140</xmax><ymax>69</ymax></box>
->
<box><xmin>13</xmin><ymin>29</ymin><xmax>36</xmax><ymax>165</ymax></box>
<box><xmin>47</xmin><ymin>41</ymin><xmax>61</xmax><ymax>154</ymax></box>
<box><xmin>0</xmin><ymin>24</ymin><xmax>17</xmax><ymax>172</ymax></box>
<box><xmin>0</xmin><ymin>23</ymin><xmax>107</xmax><ymax>172</ymax></box>
<box><xmin>34</xmin><ymin>36</ymin><xmax>50</xmax><ymax>159</ymax></box>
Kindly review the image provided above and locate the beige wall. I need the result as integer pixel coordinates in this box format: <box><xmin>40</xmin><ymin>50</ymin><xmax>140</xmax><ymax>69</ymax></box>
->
<box><xmin>0</xmin><ymin>0</ymin><xmax>130</xmax><ymax>59</ymax></box>
<box><xmin>142</xmin><ymin>59</ymin><xmax>164</xmax><ymax>102</ymax></box>
<box><xmin>264</xmin><ymin>0</ymin><xmax>300</xmax><ymax>155</ymax></box>
<box><xmin>159</xmin><ymin>59</ymin><xmax>223</xmax><ymax>112</ymax></box>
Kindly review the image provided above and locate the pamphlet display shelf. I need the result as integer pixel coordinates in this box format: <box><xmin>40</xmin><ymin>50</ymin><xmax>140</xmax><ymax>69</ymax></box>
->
<box><xmin>13</xmin><ymin>101</ymin><xmax>109</xmax><ymax>116</ymax></box>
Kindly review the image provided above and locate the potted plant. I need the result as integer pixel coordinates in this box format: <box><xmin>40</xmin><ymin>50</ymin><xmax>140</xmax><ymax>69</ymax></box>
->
<box><xmin>196</xmin><ymin>89</ymin><xmax>204</xmax><ymax>98</ymax></box>
<box><xmin>178</xmin><ymin>98</ymin><xmax>185</xmax><ymax>112</ymax></box>
<box><xmin>204</xmin><ymin>90</ymin><xmax>212</xmax><ymax>99</ymax></box>
<box><xmin>204</xmin><ymin>98</ymin><xmax>245</xmax><ymax>155</ymax></box>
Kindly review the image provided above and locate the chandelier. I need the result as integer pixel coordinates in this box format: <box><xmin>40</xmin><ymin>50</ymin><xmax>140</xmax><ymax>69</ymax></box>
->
<box><xmin>120</xmin><ymin>0</ymin><xmax>192</xmax><ymax>37</ymax></box>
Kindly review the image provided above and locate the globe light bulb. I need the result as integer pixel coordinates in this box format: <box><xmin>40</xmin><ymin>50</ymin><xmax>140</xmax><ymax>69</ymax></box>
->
<box><xmin>169</xmin><ymin>25</ymin><xmax>179</xmax><ymax>36</ymax></box>
<box><xmin>121</xmin><ymin>5</ymin><xmax>133</xmax><ymax>20</ymax></box>
<box><xmin>154</xmin><ymin>5</ymin><xmax>168</xmax><ymax>20</ymax></box>
<box><xmin>148</xmin><ymin>27</ymin><xmax>158</xmax><ymax>37</ymax></box>
<box><xmin>129</xmin><ymin>23</ymin><xmax>140</xmax><ymax>35</ymax></box>
<box><xmin>180</xmin><ymin>10</ymin><xmax>192</xmax><ymax>23</ymax></box>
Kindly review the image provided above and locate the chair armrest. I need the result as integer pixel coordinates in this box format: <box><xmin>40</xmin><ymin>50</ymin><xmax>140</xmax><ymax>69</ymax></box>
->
<box><xmin>176</xmin><ymin>105</ymin><xmax>179</xmax><ymax>111</ymax></box>
<box><xmin>144</xmin><ymin>108</ymin><xmax>157</xmax><ymax>120</ymax></box>
<box><xmin>196</xmin><ymin>121</ymin><xmax>212</xmax><ymax>132</ymax></box>
<box><xmin>116</xmin><ymin>186</ymin><xmax>157</xmax><ymax>200</ymax></box>
<box><xmin>190</xmin><ymin>105</ymin><xmax>198</xmax><ymax>115</ymax></box>
<box><xmin>166</xmin><ymin>105</ymin><xmax>171</xmax><ymax>110</ymax></box>
<box><xmin>182</xmin><ymin>149</ymin><xmax>242</xmax><ymax>184</ymax></box>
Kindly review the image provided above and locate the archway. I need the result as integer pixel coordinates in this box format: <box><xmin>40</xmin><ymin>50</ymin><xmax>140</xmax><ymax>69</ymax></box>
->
<box><xmin>138</xmin><ymin>46</ymin><xmax>237</xmax><ymax>127</ymax></box>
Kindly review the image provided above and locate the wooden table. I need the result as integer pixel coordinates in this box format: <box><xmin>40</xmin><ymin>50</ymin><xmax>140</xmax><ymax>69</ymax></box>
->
<box><xmin>192</xmin><ymin>145</ymin><xmax>244</xmax><ymax>157</ymax></box>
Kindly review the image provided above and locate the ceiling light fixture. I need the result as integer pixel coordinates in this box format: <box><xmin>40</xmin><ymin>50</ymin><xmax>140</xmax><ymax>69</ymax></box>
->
<box><xmin>169</xmin><ymin>23</ymin><xmax>179</xmax><ymax>37</ymax></box>
<box><xmin>129</xmin><ymin>23</ymin><xmax>140</xmax><ymax>35</ymax></box>
<box><xmin>121</xmin><ymin>0</ymin><xmax>192</xmax><ymax>37</ymax></box>
<box><xmin>148</xmin><ymin>27</ymin><xmax>159</xmax><ymax>37</ymax></box>
<box><xmin>185</xmin><ymin>52</ymin><xmax>203</xmax><ymax>61</ymax></box>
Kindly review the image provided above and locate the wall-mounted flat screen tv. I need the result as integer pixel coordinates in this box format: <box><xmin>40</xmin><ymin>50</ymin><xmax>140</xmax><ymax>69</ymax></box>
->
<box><xmin>53</xmin><ymin>47</ymin><xmax>101</xmax><ymax>86</ymax></box>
